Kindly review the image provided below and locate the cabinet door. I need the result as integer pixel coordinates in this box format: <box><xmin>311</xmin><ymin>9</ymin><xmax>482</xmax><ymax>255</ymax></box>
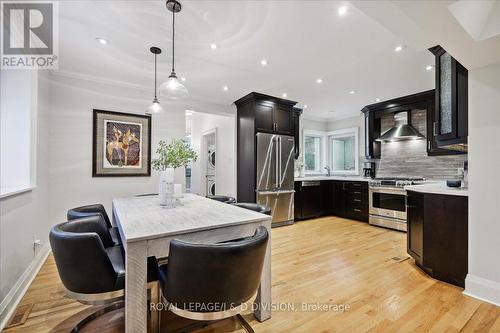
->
<box><xmin>332</xmin><ymin>181</ymin><xmax>346</xmax><ymax>217</ymax></box>
<box><xmin>301</xmin><ymin>184</ymin><xmax>323</xmax><ymax>219</ymax></box>
<box><xmin>407</xmin><ymin>191</ymin><xmax>424</xmax><ymax>264</ymax></box>
<box><xmin>292</xmin><ymin>108</ymin><xmax>301</xmax><ymax>159</ymax></box>
<box><xmin>255</xmin><ymin>102</ymin><xmax>274</xmax><ymax>133</ymax></box>
<box><xmin>294</xmin><ymin>182</ymin><xmax>302</xmax><ymax>220</ymax></box>
<box><xmin>435</xmin><ymin>50</ymin><xmax>458</xmax><ymax>141</ymax></box>
<box><xmin>274</xmin><ymin>105</ymin><xmax>293</xmax><ymax>135</ymax></box>
<box><xmin>321</xmin><ymin>181</ymin><xmax>334</xmax><ymax>215</ymax></box>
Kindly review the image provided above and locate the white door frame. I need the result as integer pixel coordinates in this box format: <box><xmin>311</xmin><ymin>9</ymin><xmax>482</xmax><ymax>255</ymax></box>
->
<box><xmin>201</xmin><ymin>128</ymin><xmax>217</xmax><ymax>196</ymax></box>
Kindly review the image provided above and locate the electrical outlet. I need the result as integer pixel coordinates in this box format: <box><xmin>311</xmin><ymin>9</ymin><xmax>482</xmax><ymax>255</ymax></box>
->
<box><xmin>33</xmin><ymin>235</ymin><xmax>41</xmax><ymax>252</ymax></box>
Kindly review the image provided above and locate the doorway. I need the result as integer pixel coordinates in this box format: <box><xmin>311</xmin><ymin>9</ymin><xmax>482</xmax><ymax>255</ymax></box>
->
<box><xmin>201</xmin><ymin>129</ymin><xmax>217</xmax><ymax>196</ymax></box>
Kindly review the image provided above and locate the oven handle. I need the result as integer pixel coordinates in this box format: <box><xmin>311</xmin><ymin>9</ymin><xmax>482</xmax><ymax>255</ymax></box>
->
<box><xmin>369</xmin><ymin>187</ymin><xmax>407</xmax><ymax>196</ymax></box>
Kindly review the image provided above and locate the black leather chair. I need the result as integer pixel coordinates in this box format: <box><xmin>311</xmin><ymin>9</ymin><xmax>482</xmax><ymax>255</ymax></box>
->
<box><xmin>206</xmin><ymin>195</ymin><xmax>236</xmax><ymax>204</ymax></box>
<box><xmin>158</xmin><ymin>226</ymin><xmax>269</xmax><ymax>333</ymax></box>
<box><xmin>49</xmin><ymin>216</ymin><xmax>159</xmax><ymax>333</ymax></box>
<box><xmin>231</xmin><ymin>203</ymin><xmax>272</xmax><ymax>215</ymax></box>
<box><xmin>67</xmin><ymin>204</ymin><xmax>121</xmax><ymax>246</ymax></box>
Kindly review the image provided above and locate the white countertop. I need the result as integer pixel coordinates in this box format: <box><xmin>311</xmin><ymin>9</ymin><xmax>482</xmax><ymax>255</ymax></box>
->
<box><xmin>295</xmin><ymin>175</ymin><xmax>369</xmax><ymax>182</ymax></box>
<box><xmin>405</xmin><ymin>182</ymin><xmax>468</xmax><ymax>197</ymax></box>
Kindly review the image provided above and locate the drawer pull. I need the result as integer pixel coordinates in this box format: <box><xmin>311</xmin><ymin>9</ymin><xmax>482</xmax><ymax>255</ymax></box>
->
<box><xmin>353</xmin><ymin>199</ymin><xmax>361</xmax><ymax>202</ymax></box>
<box><xmin>354</xmin><ymin>209</ymin><xmax>362</xmax><ymax>212</ymax></box>
<box><xmin>353</xmin><ymin>191</ymin><xmax>361</xmax><ymax>194</ymax></box>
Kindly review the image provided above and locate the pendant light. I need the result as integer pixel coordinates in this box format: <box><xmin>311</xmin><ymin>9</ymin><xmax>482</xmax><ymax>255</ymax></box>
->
<box><xmin>146</xmin><ymin>46</ymin><xmax>163</xmax><ymax>114</ymax></box>
<box><xmin>159</xmin><ymin>0</ymin><xmax>188</xmax><ymax>99</ymax></box>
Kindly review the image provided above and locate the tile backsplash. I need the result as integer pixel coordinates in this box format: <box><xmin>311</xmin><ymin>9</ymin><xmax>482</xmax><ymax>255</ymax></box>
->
<box><xmin>375</xmin><ymin>110</ymin><xmax>467</xmax><ymax>179</ymax></box>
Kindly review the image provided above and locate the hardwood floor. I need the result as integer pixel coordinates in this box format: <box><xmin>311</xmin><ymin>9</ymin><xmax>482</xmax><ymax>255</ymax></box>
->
<box><xmin>3</xmin><ymin>217</ymin><xmax>500</xmax><ymax>333</ymax></box>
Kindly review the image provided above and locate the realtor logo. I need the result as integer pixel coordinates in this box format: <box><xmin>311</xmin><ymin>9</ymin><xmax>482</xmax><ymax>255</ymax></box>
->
<box><xmin>1</xmin><ymin>1</ymin><xmax>58</xmax><ymax>69</ymax></box>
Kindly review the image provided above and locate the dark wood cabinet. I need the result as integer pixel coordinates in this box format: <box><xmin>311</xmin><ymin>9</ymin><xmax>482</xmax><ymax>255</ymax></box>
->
<box><xmin>406</xmin><ymin>190</ymin><xmax>468</xmax><ymax>287</ymax></box>
<box><xmin>235</xmin><ymin>92</ymin><xmax>298</xmax><ymax>202</ymax></box>
<box><xmin>429</xmin><ymin>45</ymin><xmax>468</xmax><ymax>152</ymax></box>
<box><xmin>294</xmin><ymin>181</ymin><xmax>323</xmax><ymax>220</ymax></box>
<box><xmin>292</xmin><ymin>108</ymin><xmax>302</xmax><ymax>159</ymax></box>
<box><xmin>362</xmin><ymin>90</ymin><xmax>462</xmax><ymax>158</ymax></box>
<box><xmin>255</xmin><ymin>101</ymin><xmax>274</xmax><ymax>133</ymax></box>
<box><xmin>407</xmin><ymin>191</ymin><xmax>424</xmax><ymax>264</ymax></box>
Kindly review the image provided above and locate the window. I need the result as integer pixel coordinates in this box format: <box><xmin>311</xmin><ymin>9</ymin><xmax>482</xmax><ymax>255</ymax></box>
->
<box><xmin>328</xmin><ymin>127</ymin><xmax>359</xmax><ymax>175</ymax></box>
<box><xmin>303</xmin><ymin>130</ymin><xmax>325</xmax><ymax>174</ymax></box>
<box><xmin>0</xmin><ymin>70</ymin><xmax>36</xmax><ymax>197</ymax></box>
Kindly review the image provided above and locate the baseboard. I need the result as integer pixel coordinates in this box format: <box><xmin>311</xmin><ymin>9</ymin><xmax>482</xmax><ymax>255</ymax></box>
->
<box><xmin>0</xmin><ymin>243</ymin><xmax>51</xmax><ymax>331</ymax></box>
<box><xmin>464</xmin><ymin>274</ymin><xmax>500</xmax><ymax>307</ymax></box>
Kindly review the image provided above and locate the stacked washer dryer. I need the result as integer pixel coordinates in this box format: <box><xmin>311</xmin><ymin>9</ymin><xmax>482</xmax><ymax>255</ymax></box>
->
<box><xmin>206</xmin><ymin>145</ymin><xmax>216</xmax><ymax>195</ymax></box>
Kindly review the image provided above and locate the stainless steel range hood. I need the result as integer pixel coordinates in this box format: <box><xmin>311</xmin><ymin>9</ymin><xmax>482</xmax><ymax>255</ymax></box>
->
<box><xmin>376</xmin><ymin>111</ymin><xmax>425</xmax><ymax>142</ymax></box>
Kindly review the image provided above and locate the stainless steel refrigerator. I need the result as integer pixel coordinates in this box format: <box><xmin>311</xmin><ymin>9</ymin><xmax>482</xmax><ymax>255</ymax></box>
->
<box><xmin>256</xmin><ymin>132</ymin><xmax>295</xmax><ymax>226</ymax></box>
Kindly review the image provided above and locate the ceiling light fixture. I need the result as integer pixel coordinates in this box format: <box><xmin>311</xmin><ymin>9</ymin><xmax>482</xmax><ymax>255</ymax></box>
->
<box><xmin>426</xmin><ymin>65</ymin><xmax>434</xmax><ymax>71</ymax></box>
<box><xmin>338</xmin><ymin>5</ymin><xmax>348</xmax><ymax>16</ymax></box>
<box><xmin>349</xmin><ymin>90</ymin><xmax>356</xmax><ymax>94</ymax></box>
<box><xmin>181</xmin><ymin>77</ymin><xmax>186</xmax><ymax>82</ymax></box>
<box><xmin>282</xmin><ymin>93</ymin><xmax>287</xmax><ymax>98</ymax></box>
<box><xmin>303</xmin><ymin>105</ymin><xmax>308</xmax><ymax>109</ymax></box>
<box><xmin>394</xmin><ymin>45</ymin><xmax>405</xmax><ymax>52</ymax></box>
<box><xmin>146</xmin><ymin>47</ymin><xmax>163</xmax><ymax>114</ymax></box>
<box><xmin>96</xmin><ymin>37</ymin><xmax>108</xmax><ymax>45</ymax></box>
<box><xmin>375</xmin><ymin>98</ymin><xmax>381</xmax><ymax>102</ymax></box>
<box><xmin>223</xmin><ymin>85</ymin><xmax>229</xmax><ymax>91</ymax></box>
<box><xmin>159</xmin><ymin>0</ymin><xmax>189</xmax><ymax>100</ymax></box>
<box><xmin>316</xmin><ymin>78</ymin><xmax>323</xmax><ymax>84</ymax></box>
<box><xmin>210</xmin><ymin>43</ymin><xmax>218</xmax><ymax>50</ymax></box>
<box><xmin>260</xmin><ymin>59</ymin><xmax>268</xmax><ymax>66</ymax></box>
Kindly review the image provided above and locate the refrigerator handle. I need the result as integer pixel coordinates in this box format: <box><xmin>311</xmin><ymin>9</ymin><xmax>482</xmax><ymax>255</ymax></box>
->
<box><xmin>279</xmin><ymin>136</ymin><xmax>282</xmax><ymax>188</ymax></box>
<box><xmin>275</xmin><ymin>137</ymin><xmax>279</xmax><ymax>189</ymax></box>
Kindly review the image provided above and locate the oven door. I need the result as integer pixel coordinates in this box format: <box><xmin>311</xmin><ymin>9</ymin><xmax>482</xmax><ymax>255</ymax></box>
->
<box><xmin>369</xmin><ymin>187</ymin><xmax>407</xmax><ymax>220</ymax></box>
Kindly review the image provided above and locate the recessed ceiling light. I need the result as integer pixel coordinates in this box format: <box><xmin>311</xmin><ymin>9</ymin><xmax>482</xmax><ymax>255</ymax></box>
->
<box><xmin>316</xmin><ymin>78</ymin><xmax>323</xmax><ymax>84</ymax></box>
<box><xmin>260</xmin><ymin>59</ymin><xmax>268</xmax><ymax>66</ymax></box>
<box><xmin>223</xmin><ymin>85</ymin><xmax>229</xmax><ymax>91</ymax></box>
<box><xmin>210</xmin><ymin>43</ymin><xmax>218</xmax><ymax>50</ymax></box>
<box><xmin>303</xmin><ymin>104</ymin><xmax>308</xmax><ymax>109</ymax></box>
<box><xmin>96</xmin><ymin>37</ymin><xmax>108</xmax><ymax>45</ymax></box>
<box><xmin>375</xmin><ymin>98</ymin><xmax>381</xmax><ymax>102</ymax></box>
<box><xmin>180</xmin><ymin>77</ymin><xmax>187</xmax><ymax>82</ymax></box>
<box><xmin>282</xmin><ymin>93</ymin><xmax>287</xmax><ymax>98</ymax></box>
<box><xmin>338</xmin><ymin>5</ymin><xmax>348</xmax><ymax>16</ymax></box>
<box><xmin>349</xmin><ymin>90</ymin><xmax>356</xmax><ymax>95</ymax></box>
<box><xmin>426</xmin><ymin>65</ymin><xmax>434</xmax><ymax>71</ymax></box>
<box><xmin>394</xmin><ymin>45</ymin><xmax>405</xmax><ymax>52</ymax></box>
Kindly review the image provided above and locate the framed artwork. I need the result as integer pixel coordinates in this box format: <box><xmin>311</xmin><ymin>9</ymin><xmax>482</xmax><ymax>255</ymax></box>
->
<box><xmin>93</xmin><ymin>109</ymin><xmax>151</xmax><ymax>177</ymax></box>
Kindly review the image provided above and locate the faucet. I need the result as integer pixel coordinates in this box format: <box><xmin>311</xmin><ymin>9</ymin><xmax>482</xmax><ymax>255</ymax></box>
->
<box><xmin>324</xmin><ymin>166</ymin><xmax>331</xmax><ymax>177</ymax></box>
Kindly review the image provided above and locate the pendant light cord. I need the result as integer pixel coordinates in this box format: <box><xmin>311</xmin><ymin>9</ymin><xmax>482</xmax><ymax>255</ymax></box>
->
<box><xmin>171</xmin><ymin>3</ymin><xmax>175</xmax><ymax>74</ymax></box>
<box><xmin>154</xmin><ymin>52</ymin><xmax>157</xmax><ymax>99</ymax></box>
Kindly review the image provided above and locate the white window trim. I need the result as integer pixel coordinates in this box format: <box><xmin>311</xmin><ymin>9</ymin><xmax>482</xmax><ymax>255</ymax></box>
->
<box><xmin>303</xmin><ymin>130</ymin><xmax>327</xmax><ymax>175</ymax></box>
<box><xmin>327</xmin><ymin>127</ymin><xmax>359</xmax><ymax>176</ymax></box>
<box><xmin>0</xmin><ymin>71</ymin><xmax>38</xmax><ymax>199</ymax></box>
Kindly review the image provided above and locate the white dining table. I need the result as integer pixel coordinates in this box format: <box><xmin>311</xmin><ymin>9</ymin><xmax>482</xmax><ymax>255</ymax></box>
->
<box><xmin>112</xmin><ymin>194</ymin><xmax>272</xmax><ymax>333</ymax></box>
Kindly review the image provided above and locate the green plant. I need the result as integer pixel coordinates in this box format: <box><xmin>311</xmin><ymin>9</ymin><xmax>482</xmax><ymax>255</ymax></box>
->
<box><xmin>152</xmin><ymin>139</ymin><xmax>197</xmax><ymax>171</ymax></box>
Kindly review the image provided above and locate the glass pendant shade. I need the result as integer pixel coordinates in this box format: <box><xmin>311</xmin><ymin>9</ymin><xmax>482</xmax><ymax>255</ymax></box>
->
<box><xmin>159</xmin><ymin>72</ymin><xmax>189</xmax><ymax>99</ymax></box>
<box><xmin>147</xmin><ymin>97</ymin><xmax>163</xmax><ymax>114</ymax></box>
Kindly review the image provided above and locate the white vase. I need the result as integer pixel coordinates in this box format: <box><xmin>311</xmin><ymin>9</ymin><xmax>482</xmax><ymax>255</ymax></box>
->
<box><xmin>159</xmin><ymin>168</ymin><xmax>175</xmax><ymax>207</ymax></box>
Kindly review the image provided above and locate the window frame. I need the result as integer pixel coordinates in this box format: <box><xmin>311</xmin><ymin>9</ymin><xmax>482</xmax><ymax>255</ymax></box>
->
<box><xmin>302</xmin><ymin>130</ymin><xmax>326</xmax><ymax>175</ymax></box>
<box><xmin>0</xmin><ymin>70</ymin><xmax>38</xmax><ymax>199</ymax></box>
<box><xmin>327</xmin><ymin>127</ymin><xmax>359</xmax><ymax>176</ymax></box>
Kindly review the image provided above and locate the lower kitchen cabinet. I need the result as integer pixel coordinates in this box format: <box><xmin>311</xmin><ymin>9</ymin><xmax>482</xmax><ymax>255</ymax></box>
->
<box><xmin>294</xmin><ymin>180</ymin><xmax>369</xmax><ymax>222</ymax></box>
<box><xmin>407</xmin><ymin>190</ymin><xmax>468</xmax><ymax>287</ymax></box>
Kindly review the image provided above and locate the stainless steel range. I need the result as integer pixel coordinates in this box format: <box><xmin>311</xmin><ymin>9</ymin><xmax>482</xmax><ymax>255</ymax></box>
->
<box><xmin>368</xmin><ymin>177</ymin><xmax>425</xmax><ymax>232</ymax></box>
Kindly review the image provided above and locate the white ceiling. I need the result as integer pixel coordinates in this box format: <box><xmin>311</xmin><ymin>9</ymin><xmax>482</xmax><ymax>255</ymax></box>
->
<box><xmin>57</xmin><ymin>1</ymin><xmax>439</xmax><ymax>120</ymax></box>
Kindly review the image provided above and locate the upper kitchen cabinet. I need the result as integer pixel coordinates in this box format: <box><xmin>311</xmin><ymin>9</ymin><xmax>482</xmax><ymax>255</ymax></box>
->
<box><xmin>292</xmin><ymin>107</ymin><xmax>302</xmax><ymax>159</ymax></box>
<box><xmin>235</xmin><ymin>92</ymin><xmax>297</xmax><ymax>136</ymax></box>
<box><xmin>429</xmin><ymin>45</ymin><xmax>468</xmax><ymax>152</ymax></box>
<box><xmin>362</xmin><ymin>90</ymin><xmax>462</xmax><ymax>158</ymax></box>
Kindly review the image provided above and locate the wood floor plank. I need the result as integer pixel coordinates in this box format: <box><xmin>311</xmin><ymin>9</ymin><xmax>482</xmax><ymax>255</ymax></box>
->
<box><xmin>3</xmin><ymin>217</ymin><xmax>499</xmax><ymax>333</ymax></box>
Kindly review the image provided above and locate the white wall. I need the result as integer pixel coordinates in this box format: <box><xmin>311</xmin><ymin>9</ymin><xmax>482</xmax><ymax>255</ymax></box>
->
<box><xmin>465</xmin><ymin>62</ymin><xmax>500</xmax><ymax>306</ymax></box>
<box><xmin>48</xmin><ymin>73</ymin><xmax>187</xmax><ymax>223</ymax></box>
<box><xmin>190</xmin><ymin>112</ymin><xmax>236</xmax><ymax>198</ymax></box>
<box><xmin>0</xmin><ymin>71</ymin><xmax>51</xmax><ymax>326</ymax></box>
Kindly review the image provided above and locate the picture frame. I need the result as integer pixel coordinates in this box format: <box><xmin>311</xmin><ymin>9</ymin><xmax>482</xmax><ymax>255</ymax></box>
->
<box><xmin>92</xmin><ymin>109</ymin><xmax>151</xmax><ymax>177</ymax></box>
